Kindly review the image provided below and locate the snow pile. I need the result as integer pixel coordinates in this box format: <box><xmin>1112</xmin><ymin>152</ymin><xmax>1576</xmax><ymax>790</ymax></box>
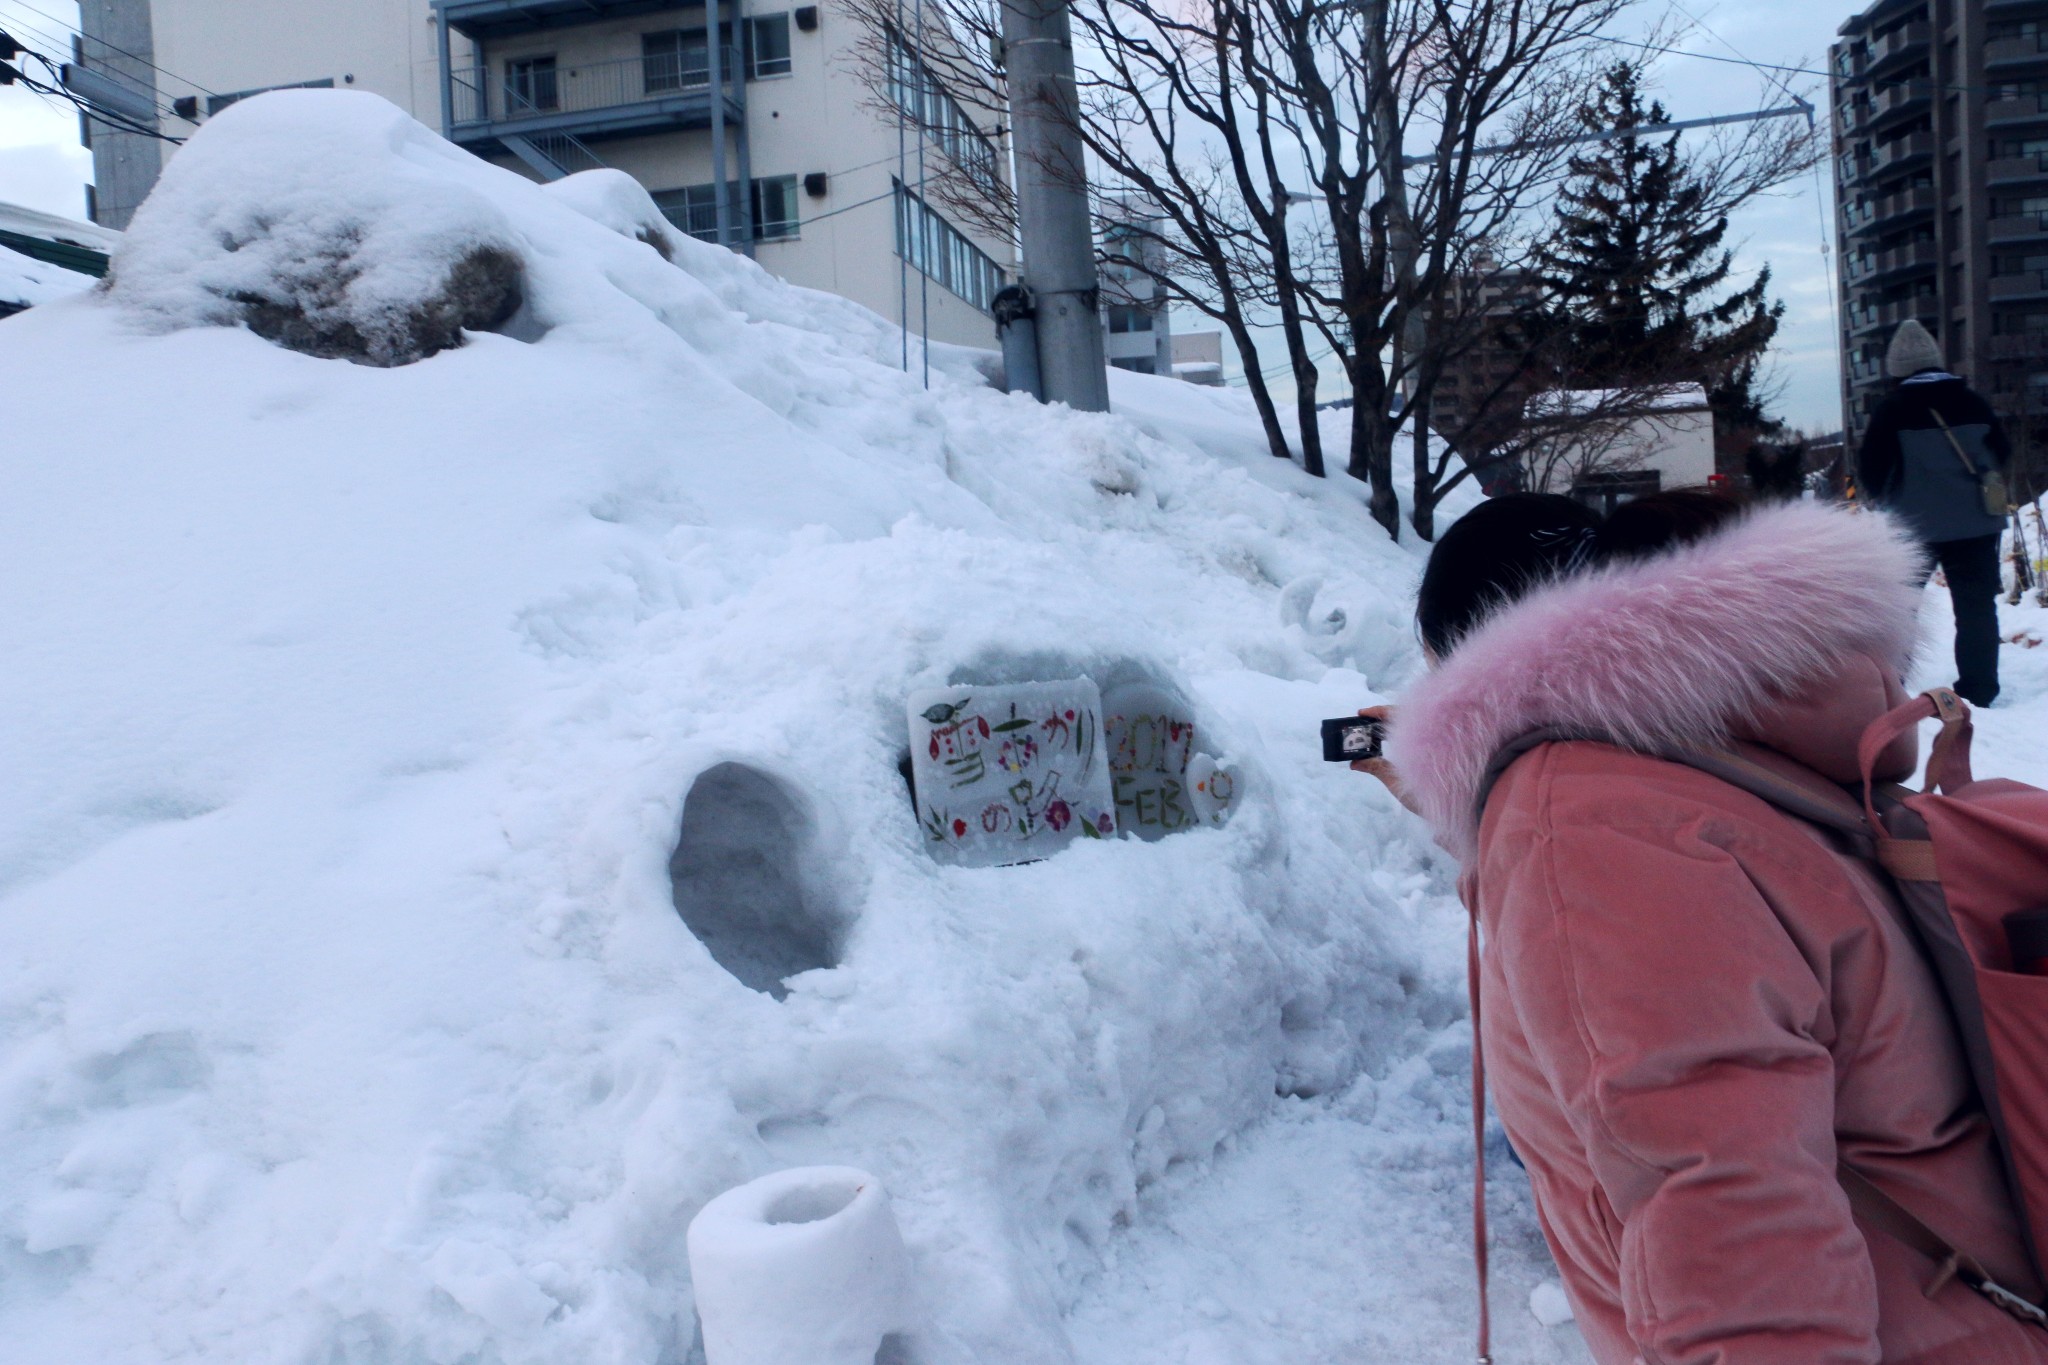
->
<box><xmin>543</xmin><ymin>169</ymin><xmax>682</xmax><ymax>262</ymax></box>
<box><xmin>0</xmin><ymin>90</ymin><xmax>1509</xmax><ymax>1365</ymax></box>
<box><xmin>106</xmin><ymin>97</ymin><xmax>525</xmax><ymax>364</ymax></box>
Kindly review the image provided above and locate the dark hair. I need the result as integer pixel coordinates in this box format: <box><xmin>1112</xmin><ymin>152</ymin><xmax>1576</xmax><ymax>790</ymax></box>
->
<box><xmin>1596</xmin><ymin>490</ymin><xmax>1745</xmax><ymax>563</ymax></box>
<box><xmin>1416</xmin><ymin>488</ymin><xmax>1744</xmax><ymax>658</ymax></box>
<box><xmin>1415</xmin><ymin>494</ymin><xmax>1600</xmax><ymax>659</ymax></box>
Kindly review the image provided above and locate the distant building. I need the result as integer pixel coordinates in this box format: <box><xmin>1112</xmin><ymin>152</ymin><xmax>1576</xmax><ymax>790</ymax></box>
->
<box><xmin>73</xmin><ymin>0</ymin><xmax>1016</xmax><ymax>348</ymax></box>
<box><xmin>1424</xmin><ymin>260</ymin><xmax>1540</xmax><ymax>478</ymax></box>
<box><xmin>1097</xmin><ymin>211</ymin><xmax>1174</xmax><ymax>376</ymax></box>
<box><xmin>1831</xmin><ymin>0</ymin><xmax>2048</xmax><ymax>445</ymax></box>
<box><xmin>1524</xmin><ymin>384</ymin><xmax>1717</xmax><ymax>510</ymax></box>
<box><xmin>1170</xmin><ymin>331</ymin><xmax>1224</xmax><ymax>386</ymax></box>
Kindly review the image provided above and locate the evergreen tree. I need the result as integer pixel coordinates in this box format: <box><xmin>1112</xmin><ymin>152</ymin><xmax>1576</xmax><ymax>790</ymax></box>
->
<box><xmin>1526</xmin><ymin>63</ymin><xmax>1784</xmax><ymax>444</ymax></box>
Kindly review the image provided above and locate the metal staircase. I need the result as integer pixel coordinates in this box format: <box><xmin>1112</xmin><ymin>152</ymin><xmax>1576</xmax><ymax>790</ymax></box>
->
<box><xmin>500</xmin><ymin>130</ymin><xmax>610</xmax><ymax>181</ymax></box>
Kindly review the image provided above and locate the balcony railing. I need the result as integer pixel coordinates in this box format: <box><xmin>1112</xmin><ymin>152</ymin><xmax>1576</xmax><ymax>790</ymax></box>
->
<box><xmin>1987</xmin><ymin>93</ymin><xmax>2048</xmax><ymax>127</ymax></box>
<box><xmin>1987</xmin><ymin>33</ymin><xmax>2048</xmax><ymax>70</ymax></box>
<box><xmin>1990</xmin><ymin>212</ymin><xmax>2048</xmax><ymax>243</ymax></box>
<box><xmin>1990</xmin><ymin>332</ymin><xmax>2048</xmax><ymax>361</ymax></box>
<box><xmin>1848</xmin><ymin>296</ymin><xmax>1936</xmax><ymax>336</ymax></box>
<box><xmin>1988</xmin><ymin>152</ymin><xmax>2048</xmax><ymax>184</ymax></box>
<box><xmin>1869</xmin><ymin>80</ymin><xmax>1931</xmax><ymax>129</ymax></box>
<box><xmin>1990</xmin><ymin>270</ymin><xmax>2048</xmax><ymax>301</ymax></box>
<box><xmin>1868</xmin><ymin>22</ymin><xmax>1930</xmax><ymax>71</ymax></box>
<box><xmin>450</xmin><ymin>49</ymin><xmax>743</xmax><ymax>127</ymax></box>
<box><xmin>1846</xmin><ymin>185</ymin><xmax>1936</xmax><ymax>237</ymax></box>
<box><xmin>1872</xmin><ymin>240</ymin><xmax>1939</xmax><ymax>279</ymax></box>
<box><xmin>1868</xmin><ymin>130</ymin><xmax>1934</xmax><ymax>176</ymax></box>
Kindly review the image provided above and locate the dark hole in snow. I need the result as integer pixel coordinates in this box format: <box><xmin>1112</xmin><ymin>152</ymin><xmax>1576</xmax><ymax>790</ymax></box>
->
<box><xmin>875</xmin><ymin>1334</ymin><xmax>916</xmax><ymax>1365</ymax></box>
<box><xmin>763</xmin><ymin>1181</ymin><xmax>859</xmax><ymax>1225</ymax></box>
<box><xmin>897</xmin><ymin>750</ymin><xmax>917</xmax><ymax>812</ymax></box>
<box><xmin>670</xmin><ymin>763</ymin><xmax>841</xmax><ymax>999</ymax></box>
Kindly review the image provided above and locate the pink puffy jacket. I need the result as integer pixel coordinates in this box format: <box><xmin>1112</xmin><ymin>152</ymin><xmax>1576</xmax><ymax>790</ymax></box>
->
<box><xmin>1387</xmin><ymin>503</ymin><xmax>2048</xmax><ymax>1365</ymax></box>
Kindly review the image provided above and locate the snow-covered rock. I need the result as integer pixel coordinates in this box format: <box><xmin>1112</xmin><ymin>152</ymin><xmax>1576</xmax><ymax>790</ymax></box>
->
<box><xmin>105</xmin><ymin>94</ymin><xmax>526</xmax><ymax>365</ymax></box>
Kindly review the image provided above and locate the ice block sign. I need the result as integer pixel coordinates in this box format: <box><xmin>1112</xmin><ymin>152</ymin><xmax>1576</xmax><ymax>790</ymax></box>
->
<box><xmin>907</xmin><ymin>680</ymin><xmax>1119</xmax><ymax>867</ymax></box>
<box><xmin>1104</xmin><ymin>684</ymin><xmax>1201</xmax><ymax>840</ymax></box>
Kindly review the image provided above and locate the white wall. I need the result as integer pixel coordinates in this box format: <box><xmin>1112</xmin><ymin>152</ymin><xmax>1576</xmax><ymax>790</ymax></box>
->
<box><xmin>144</xmin><ymin>0</ymin><xmax>1010</xmax><ymax>349</ymax></box>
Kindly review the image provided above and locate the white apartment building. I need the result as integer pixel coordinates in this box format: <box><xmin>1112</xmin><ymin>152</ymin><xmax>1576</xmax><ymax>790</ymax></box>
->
<box><xmin>1098</xmin><ymin>210</ymin><xmax>1172</xmax><ymax>376</ymax></box>
<box><xmin>75</xmin><ymin>0</ymin><xmax>1015</xmax><ymax>348</ymax></box>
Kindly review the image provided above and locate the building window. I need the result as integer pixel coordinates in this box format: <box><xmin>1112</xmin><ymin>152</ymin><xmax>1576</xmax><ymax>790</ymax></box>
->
<box><xmin>645</xmin><ymin>23</ymin><xmax>786</xmax><ymax>90</ymax></box>
<box><xmin>507</xmin><ymin>56</ymin><xmax>559</xmax><ymax>113</ymax></box>
<box><xmin>652</xmin><ymin>178</ymin><xmax>801</xmax><ymax>243</ymax></box>
<box><xmin>1105</xmin><ymin>304</ymin><xmax>1154</xmax><ymax>334</ymax></box>
<box><xmin>754</xmin><ymin>175</ymin><xmax>800</xmax><ymax>239</ymax></box>
<box><xmin>893</xmin><ymin>179</ymin><xmax>1004</xmax><ymax>312</ymax></box>
<box><xmin>1110</xmin><ymin>356</ymin><xmax>1157</xmax><ymax>375</ymax></box>
<box><xmin>645</xmin><ymin>30</ymin><xmax>711</xmax><ymax>92</ymax></box>
<box><xmin>885</xmin><ymin>30</ymin><xmax>1002</xmax><ymax>196</ymax></box>
<box><xmin>747</xmin><ymin>15</ymin><xmax>792</xmax><ymax>78</ymax></box>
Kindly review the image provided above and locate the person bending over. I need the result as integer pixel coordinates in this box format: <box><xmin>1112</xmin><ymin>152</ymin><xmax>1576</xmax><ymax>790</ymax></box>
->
<box><xmin>1365</xmin><ymin>491</ymin><xmax>2044</xmax><ymax>1365</ymax></box>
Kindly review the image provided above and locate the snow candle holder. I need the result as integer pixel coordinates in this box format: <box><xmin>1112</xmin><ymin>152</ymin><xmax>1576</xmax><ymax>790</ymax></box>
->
<box><xmin>686</xmin><ymin>1166</ymin><xmax>915</xmax><ymax>1365</ymax></box>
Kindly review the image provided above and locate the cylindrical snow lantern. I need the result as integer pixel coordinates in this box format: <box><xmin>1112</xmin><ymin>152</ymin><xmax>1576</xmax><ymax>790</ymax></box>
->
<box><xmin>686</xmin><ymin>1166</ymin><xmax>914</xmax><ymax>1365</ymax></box>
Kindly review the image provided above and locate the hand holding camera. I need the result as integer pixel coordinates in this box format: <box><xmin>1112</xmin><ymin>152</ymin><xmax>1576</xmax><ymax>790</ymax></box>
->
<box><xmin>1327</xmin><ymin>705</ymin><xmax>1419</xmax><ymax>815</ymax></box>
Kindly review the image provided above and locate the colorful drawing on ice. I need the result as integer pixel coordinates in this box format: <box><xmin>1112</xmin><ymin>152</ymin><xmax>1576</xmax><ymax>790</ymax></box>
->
<box><xmin>907</xmin><ymin>680</ymin><xmax>1119</xmax><ymax>868</ymax></box>
<box><xmin>1102</xmin><ymin>683</ymin><xmax>1201</xmax><ymax>840</ymax></box>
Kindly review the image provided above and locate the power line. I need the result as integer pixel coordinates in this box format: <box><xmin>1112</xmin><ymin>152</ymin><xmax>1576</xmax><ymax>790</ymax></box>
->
<box><xmin>1587</xmin><ymin>22</ymin><xmax>2010</xmax><ymax>99</ymax></box>
<box><xmin>1658</xmin><ymin>1</ymin><xmax>1845</xmax><ymax>421</ymax></box>
<box><xmin>6</xmin><ymin>45</ymin><xmax>183</xmax><ymax>141</ymax></box>
<box><xmin>802</xmin><ymin>183</ymin><xmax>899</xmax><ymax>225</ymax></box>
<box><xmin>1</xmin><ymin>9</ymin><xmax>185</xmax><ymax>123</ymax></box>
<box><xmin>5</xmin><ymin>0</ymin><xmax>218</xmax><ymax>97</ymax></box>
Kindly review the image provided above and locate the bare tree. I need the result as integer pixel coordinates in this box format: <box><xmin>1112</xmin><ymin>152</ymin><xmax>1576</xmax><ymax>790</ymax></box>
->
<box><xmin>841</xmin><ymin>0</ymin><xmax>1815</xmax><ymax>537</ymax></box>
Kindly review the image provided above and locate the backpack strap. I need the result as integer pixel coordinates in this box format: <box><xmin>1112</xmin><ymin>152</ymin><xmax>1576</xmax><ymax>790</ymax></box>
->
<box><xmin>1854</xmin><ymin>688</ymin><xmax>1972</xmax><ymax>883</ymax></box>
<box><xmin>1840</xmin><ymin>1165</ymin><xmax>2048</xmax><ymax>1327</ymax></box>
<box><xmin>1930</xmin><ymin>410</ymin><xmax>1985</xmax><ymax>478</ymax></box>
<box><xmin>1473</xmin><ymin>727</ymin><xmax>1873</xmax><ymax>851</ymax></box>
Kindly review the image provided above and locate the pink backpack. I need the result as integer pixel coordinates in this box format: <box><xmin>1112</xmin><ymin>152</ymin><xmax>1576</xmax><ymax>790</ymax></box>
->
<box><xmin>1473</xmin><ymin>687</ymin><xmax>2048</xmax><ymax>1355</ymax></box>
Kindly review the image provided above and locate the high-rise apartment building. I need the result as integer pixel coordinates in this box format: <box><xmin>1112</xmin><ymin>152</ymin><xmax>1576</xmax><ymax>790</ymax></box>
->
<box><xmin>72</xmin><ymin>0</ymin><xmax>1015</xmax><ymax>348</ymax></box>
<box><xmin>1832</xmin><ymin>0</ymin><xmax>2048</xmax><ymax>447</ymax></box>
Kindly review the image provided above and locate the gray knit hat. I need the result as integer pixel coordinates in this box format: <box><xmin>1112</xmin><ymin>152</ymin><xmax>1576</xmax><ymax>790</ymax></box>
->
<box><xmin>1886</xmin><ymin>318</ymin><xmax>1945</xmax><ymax>378</ymax></box>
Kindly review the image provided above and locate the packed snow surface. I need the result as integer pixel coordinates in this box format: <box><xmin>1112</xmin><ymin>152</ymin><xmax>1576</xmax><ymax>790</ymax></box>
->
<box><xmin>7</xmin><ymin>86</ymin><xmax>2044</xmax><ymax>1365</ymax></box>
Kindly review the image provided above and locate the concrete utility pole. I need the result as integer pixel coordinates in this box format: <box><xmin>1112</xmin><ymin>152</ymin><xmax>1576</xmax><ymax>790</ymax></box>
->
<box><xmin>1000</xmin><ymin>0</ymin><xmax>1109</xmax><ymax>413</ymax></box>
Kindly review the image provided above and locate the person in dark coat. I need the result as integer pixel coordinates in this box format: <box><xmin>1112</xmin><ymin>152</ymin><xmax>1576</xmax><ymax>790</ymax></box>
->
<box><xmin>1857</xmin><ymin>319</ymin><xmax>2011</xmax><ymax>705</ymax></box>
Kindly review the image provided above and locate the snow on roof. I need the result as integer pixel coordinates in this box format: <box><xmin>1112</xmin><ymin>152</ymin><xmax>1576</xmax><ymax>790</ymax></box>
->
<box><xmin>0</xmin><ymin>200</ymin><xmax>122</xmax><ymax>253</ymax></box>
<box><xmin>1523</xmin><ymin>382</ymin><xmax>1712</xmax><ymax>417</ymax></box>
<box><xmin>0</xmin><ymin>89</ymin><xmax>1515</xmax><ymax>1364</ymax></box>
<box><xmin>0</xmin><ymin>241</ymin><xmax>95</xmax><ymax>310</ymax></box>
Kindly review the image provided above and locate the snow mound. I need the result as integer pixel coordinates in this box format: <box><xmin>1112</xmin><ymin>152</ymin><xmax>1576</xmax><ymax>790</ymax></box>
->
<box><xmin>0</xmin><ymin>90</ymin><xmax>1482</xmax><ymax>1365</ymax></box>
<box><xmin>544</xmin><ymin>168</ymin><xmax>682</xmax><ymax>261</ymax></box>
<box><xmin>106</xmin><ymin>93</ymin><xmax>526</xmax><ymax>364</ymax></box>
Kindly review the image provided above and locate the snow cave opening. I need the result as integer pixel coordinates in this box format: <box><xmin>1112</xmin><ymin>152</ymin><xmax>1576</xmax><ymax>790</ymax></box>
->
<box><xmin>670</xmin><ymin>763</ymin><xmax>842</xmax><ymax>999</ymax></box>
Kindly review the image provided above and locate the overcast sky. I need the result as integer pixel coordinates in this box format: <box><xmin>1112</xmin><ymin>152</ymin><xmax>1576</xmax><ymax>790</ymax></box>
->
<box><xmin>0</xmin><ymin>0</ymin><xmax>1852</xmax><ymax>431</ymax></box>
<box><xmin>1629</xmin><ymin>1</ymin><xmax>1849</xmax><ymax>436</ymax></box>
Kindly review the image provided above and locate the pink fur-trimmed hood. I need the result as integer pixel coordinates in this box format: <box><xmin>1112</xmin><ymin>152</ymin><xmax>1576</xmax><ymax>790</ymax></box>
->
<box><xmin>1384</xmin><ymin>501</ymin><xmax>1927</xmax><ymax>857</ymax></box>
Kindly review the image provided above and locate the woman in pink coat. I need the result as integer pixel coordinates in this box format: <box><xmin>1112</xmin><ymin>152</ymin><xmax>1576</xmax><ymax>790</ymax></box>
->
<box><xmin>1376</xmin><ymin>493</ymin><xmax>2047</xmax><ymax>1364</ymax></box>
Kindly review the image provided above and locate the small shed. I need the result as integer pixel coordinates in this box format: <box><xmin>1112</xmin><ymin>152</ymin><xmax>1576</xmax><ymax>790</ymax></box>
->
<box><xmin>1524</xmin><ymin>384</ymin><xmax>1716</xmax><ymax>504</ymax></box>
